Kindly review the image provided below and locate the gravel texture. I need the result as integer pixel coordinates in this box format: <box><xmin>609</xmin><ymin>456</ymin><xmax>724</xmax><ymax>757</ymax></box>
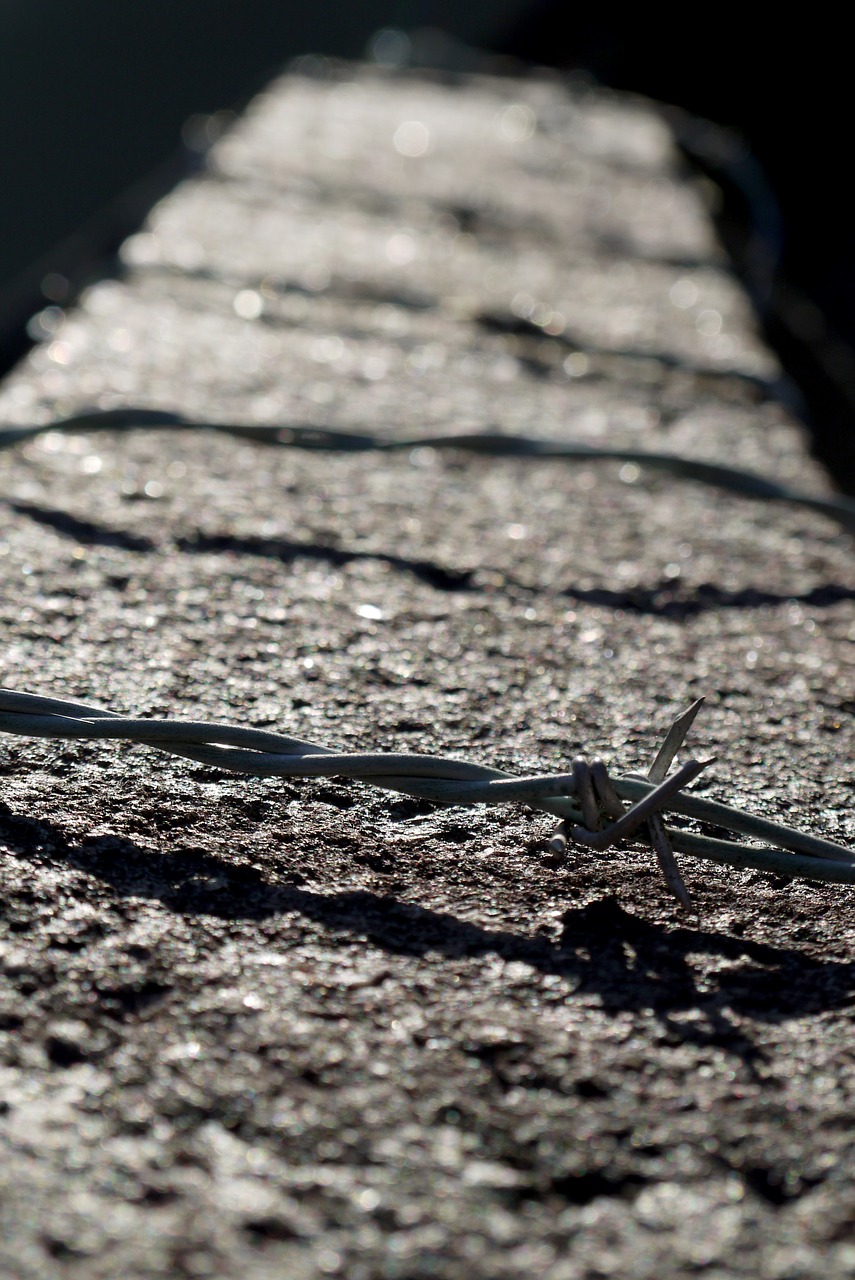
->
<box><xmin>0</xmin><ymin>64</ymin><xmax>853</xmax><ymax>1279</ymax></box>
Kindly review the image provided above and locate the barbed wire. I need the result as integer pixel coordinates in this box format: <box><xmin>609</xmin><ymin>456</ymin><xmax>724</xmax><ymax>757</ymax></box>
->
<box><xmin>2</xmin><ymin>407</ymin><xmax>854</xmax><ymax>533</ymax></box>
<box><xmin>1</xmin><ymin>690</ymin><xmax>852</xmax><ymax>904</ymax></box>
<box><xmin>2</xmin><ymin>411</ymin><xmax>853</xmax><ymax>903</ymax></box>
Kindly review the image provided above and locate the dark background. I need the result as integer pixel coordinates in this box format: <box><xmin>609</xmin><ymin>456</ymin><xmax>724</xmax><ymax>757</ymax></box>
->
<box><xmin>2</xmin><ymin>1</ymin><xmax>854</xmax><ymax>489</ymax></box>
<box><xmin>0</xmin><ymin>0</ymin><xmax>523</xmax><ymax>344</ymax></box>
<box><xmin>509</xmin><ymin>7</ymin><xmax>855</xmax><ymax>492</ymax></box>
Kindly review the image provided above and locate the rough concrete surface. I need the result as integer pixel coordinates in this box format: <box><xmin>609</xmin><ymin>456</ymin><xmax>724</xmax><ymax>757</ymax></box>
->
<box><xmin>0</xmin><ymin>64</ymin><xmax>853</xmax><ymax>1279</ymax></box>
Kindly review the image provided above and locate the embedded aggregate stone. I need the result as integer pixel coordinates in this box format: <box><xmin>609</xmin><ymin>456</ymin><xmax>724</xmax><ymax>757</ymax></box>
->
<box><xmin>0</xmin><ymin>63</ymin><xmax>854</xmax><ymax>1280</ymax></box>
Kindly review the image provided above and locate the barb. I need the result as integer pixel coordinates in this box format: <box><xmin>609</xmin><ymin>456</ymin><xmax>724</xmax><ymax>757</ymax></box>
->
<box><xmin>1</xmin><ymin>689</ymin><xmax>852</xmax><ymax>898</ymax></box>
<box><xmin>2</xmin><ymin>408</ymin><xmax>854</xmax><ymax>533</ymax></box>
<box><xmin>644</xmin><ymin>696</ymin><xmax>705</xmax><ymax>909</ymax></box>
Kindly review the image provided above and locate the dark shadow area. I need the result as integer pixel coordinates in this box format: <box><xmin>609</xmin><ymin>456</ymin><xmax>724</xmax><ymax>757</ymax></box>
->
<box><xmin>4</xmin><ymin>803</ymin><xmax>854</xmax><ymax>1064</ymax></box>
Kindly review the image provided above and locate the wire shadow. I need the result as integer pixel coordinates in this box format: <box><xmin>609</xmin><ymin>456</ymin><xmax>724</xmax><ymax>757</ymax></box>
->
<box><xmin>6</xmin><ymin>498</ymin><xmax>852</xmax><ymax>617</ymax></box>
<box><xmin>175</xmin><ymin>531</ymin><xmax>478</xmax><ymax>592</ymax></box>
<box><xmin>476</xmin><ymin>310</ymin><xmax>776</xmax><ymax>395</ymax></box>
<box><xmin>179</xmin><ymin>530</ymin><xmax>855</xmax><ymax>616</ymax></box>
<box><xmin>4</xmin><ymin>805</ymin><xmax>853</xmax><ymax>1064</ymax></box>
<box><xmin>562</xmin><ymin>578</ymin><xmax>855</xmax><ymax>617</ymax></box>
<box><xmin>6</xmin><ymin>499</ymin><xmax>156</xmax><ymax>553</ymax></box>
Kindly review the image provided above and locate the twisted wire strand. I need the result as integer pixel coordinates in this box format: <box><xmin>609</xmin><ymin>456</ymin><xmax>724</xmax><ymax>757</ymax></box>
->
<box><xmin>2</xmin><ymin>408</ymin><xmax>854</xmax><ymax>533</ymax></box>
<box><xmin>1</xmin><ymin>689</ymin><xmax>852</xmax><ymax>887</ymax></box>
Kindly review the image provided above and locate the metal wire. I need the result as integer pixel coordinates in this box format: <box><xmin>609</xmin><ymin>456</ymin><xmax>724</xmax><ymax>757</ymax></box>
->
<box><xmin>1</xmin><ymin>689</ymin><xmax>852</xmax><ymax>895</ymax></box>
<box><xmin>2</xmin><ymin>407</ymin><xmax>854</xmax><ymax>533</ymax></box>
